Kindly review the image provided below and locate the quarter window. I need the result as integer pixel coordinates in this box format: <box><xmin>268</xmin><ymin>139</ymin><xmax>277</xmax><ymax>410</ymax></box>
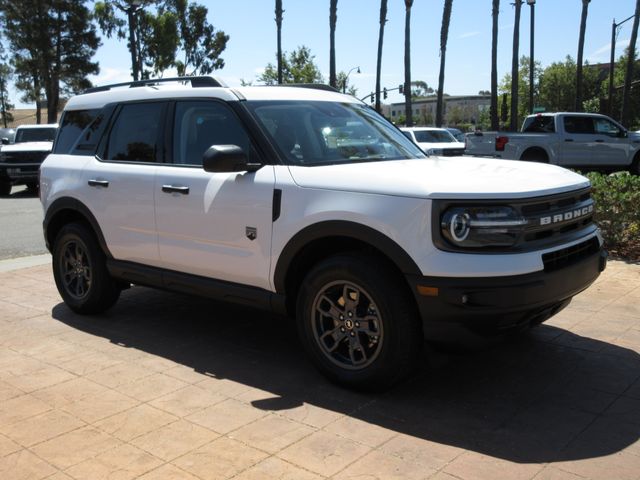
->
<box><xmin>172</xmin><ymin>101</ymin><xmax>251</xmax><ymax>166</ymax></box>
<box><xmin>54</xmin><ymin>109</ymin><xmax>99</xmax><ymax>154</ymax></box>
<box><xmin>105</xmin><ymin>103</ymin><xmax>164</xmax><ymax>162</ymax></box>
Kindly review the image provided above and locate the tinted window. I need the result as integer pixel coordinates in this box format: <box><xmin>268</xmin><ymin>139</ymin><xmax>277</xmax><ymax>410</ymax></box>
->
<box><xmin>54</xmin><ymin>110</ymin><xmax>99</xmax><ymax>154</ymax></box>
<box><xmin>15</xmin><ymin>127</ymin><xmax>57</xmax><ymax>143</ymax></box>
<box><xmin>105</xmin><ymin>103</ymin><xmax>164</xmax><ymax>162</ymax></box>
<box><xmin>594</xmin><ymin>118</ymin><xmax>621</xmax><ymax>136</ymax></box>
<box><xmin>173</xmin><ymin>101</ymin><xmax>251</xmax><ymax>166</ymax></box>
<box><xmin>522</xmin><ymin>116</ymin><xmax>555</xmax><ymax>133</ymax></box>
<box><xmin>413</xmin><ymin>130</ymin><xmax>457</xmax><ymax>143</ymax></box>
<box><xmin>563</xmin><ymin>116</ymin><xmax>594</xmax><ymax>134</ymax></box>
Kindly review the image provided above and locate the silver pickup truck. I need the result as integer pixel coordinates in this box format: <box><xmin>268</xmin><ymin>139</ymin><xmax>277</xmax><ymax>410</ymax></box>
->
<box><xmin>465</xmin><ymin>112</ymin><xmax>640</xmax><ymax>174</ymax></box>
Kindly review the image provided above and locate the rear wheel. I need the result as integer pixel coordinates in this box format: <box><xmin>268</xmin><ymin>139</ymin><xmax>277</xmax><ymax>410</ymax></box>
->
<box><xmin>0</xmin><ymin>180</ymin><xmax>10</xmax><ymax>196</ymax></box>
<box><xmin>296</xmin><ymin>253</ymin><xmax>422</xmax><ymax>391</ymax></box>
<box><xmin>631</xmin><ymin>156</ymin><xmax>640</xmax><ymax>176</ymax></box>
<box><xmin>52</xmin><ymin>223</ymin><xmax>120</xmax><ymax>314</ymax></box>
<box><xmin>520</xmin><ymin>149</ymin><xmax>549</xmax><ymax>163</ymax></box>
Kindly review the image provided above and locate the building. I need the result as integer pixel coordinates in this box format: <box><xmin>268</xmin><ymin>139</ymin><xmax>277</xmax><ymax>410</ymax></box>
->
<box><xmin>382</xmin><ymin>94</ymin><xmax>491</xmax><ymax>127</ymax></box>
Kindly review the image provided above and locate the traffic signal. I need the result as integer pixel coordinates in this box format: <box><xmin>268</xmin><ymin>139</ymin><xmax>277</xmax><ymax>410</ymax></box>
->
<box><xmin>398</xmin><ymin>84</ymin><xmax>404</xmax><ymax>94</ymax></box>
<box><xmin>383</xmin><ymin>88</ymin><xmax>388</xmax><ymax>99</ymax></box>
<box><xmin>370</xmin><ymin>93</ymin><xmax>374</xmax><ymax>104</ymax></box>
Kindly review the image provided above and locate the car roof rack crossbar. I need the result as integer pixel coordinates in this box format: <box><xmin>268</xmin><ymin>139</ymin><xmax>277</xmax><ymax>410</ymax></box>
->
<box><xmin>84</xmin><ymin>76</ymin><xmax>225</xmax><ymax>94</ymax></box>
<box><xmin>271</xmin><ymin>83</ymin><xmax>340</xmax><ymax>93</ymax></box>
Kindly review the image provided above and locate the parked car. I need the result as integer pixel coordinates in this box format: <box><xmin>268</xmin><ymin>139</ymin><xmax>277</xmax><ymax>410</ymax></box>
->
<box><xmin>446</xmin><ymin>127</ymin><xmax>465</xmax><ymax>142</ymax></box>
<box><xmin>0</xmin><ymin>123</ymin><xmax>58</xmax><ymax>195</ymax></box>
<box><xmin>401</xmin><ymin>127</ymin><xmax>465</xmax><ymax>156</ymax></box>
<box><xmin>465</xmin><ymin>113</ymin><xmax>640</xmax><ymax>174</ymax></box>
<box><xmin>0</xmin><ymin>127</ymin><xmax>16</xmax><ymax>145</ymax></box>
<box><xmin>41</xmin><ymin>77</ymin><xmax>606</xmax><ymax>390</ymax></box>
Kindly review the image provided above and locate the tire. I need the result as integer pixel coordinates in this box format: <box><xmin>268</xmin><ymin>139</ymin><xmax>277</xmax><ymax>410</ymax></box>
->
<box><xmin>52</xmin><ymin>223</ymin><xmax>120</xmax><ymax>314</ymax></box>
<box><xmin>296</xmin><ymin>253</ymin><xmax>422</xmax><ymax>391</ymax></box>
<box><xmin>0</xmin><ymin>180</ymin><xmax>10</xmax><ymax>196</ymax></box>
<box><xmin>631</xmin><ymin>156</ymin><xmax>640</xmax><ymax>176</ymax></box>
<box><xmin>520</xmin><ymin>149</ymin><xmax>549</xmax><ymax>163</ymax></box>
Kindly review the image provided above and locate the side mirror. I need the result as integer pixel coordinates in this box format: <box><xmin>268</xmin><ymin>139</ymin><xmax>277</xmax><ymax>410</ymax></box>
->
<box><xmin>1</xmin><ymin>138</ymin><xmax>8</xmax><ymax>145</ymax></box>
<box><xmin>618</xmin><ymin>129</ymin><xmax>628</xmax><ymax>138</ymax></box>
<box><xmin>202</xmin><ymin>145</ymin><xmax>262</xmax><ymax>173</ymax></box>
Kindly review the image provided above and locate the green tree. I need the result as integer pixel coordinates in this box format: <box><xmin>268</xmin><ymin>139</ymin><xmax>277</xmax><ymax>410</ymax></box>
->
<box><xmin>436</xmin><ymin>0</ymin><xmax>453</xmax><ymax>127</ymax></box>
<box><xmin>0</xmin><ymin>45</ymin><xmax>13</xmax><ymax>128</ymax></box>
<box><xmin>275</xmin><ymin>0</ymin><xmax>284</xmax><ymax>84</ymax></box>
<box><xmin>375</xmin><ymin>0</ymin><xmax>387</xmax><ymax>112</ymax></box>
<box><xmin>490</xmin><ymin>0</ymin><xmax>500</xmax><ymax>130</ymax></box>
<box><xmin>499</xmin><ymin>55</ymin><xmax>543</xmax><ymax>127</ymax></box>
<box><xmin>576</xmin><ymin>0</ymin><xmax>591</xmax><ymax>111</ymax></box>
<box><xmin>612</xmin><ymin>49</ymin><xmax>640</xmax><ymax>128</ymax></box>
<box><xmin>0</xmin><ymin>0</ymin><xmax>100</xmax><ymax>123</ymax></box>
<box><xmin>538</xmin><ymin>55</ymin><xmax>599</xmax><ymax>113</ymax></box>
<box><xmin>258</xmin><ymin>46</ymin><xmax>323</xmax><ymax>85</ymax></box>
<box><xmin>337</xmin><ymin>71</ymin><xmax>357</xmax><ymax>96</ymax></box>
<box><xmin>622</xmin><ymin>0</ymin><xmax>640</xmax><ymax>126</ymax></box>
<box><xmin>404</xmin><ymin>0</ymin><xmax>414</xmax><ymax>126</ymax></box>
<box><xmin>329</xmin><ymin>0</ymin><xmax>338</xmax><ymax>88</ymax></box>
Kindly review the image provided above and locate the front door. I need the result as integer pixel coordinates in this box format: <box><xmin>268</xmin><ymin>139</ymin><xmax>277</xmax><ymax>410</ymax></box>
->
<box><xmin>154</xmin><ymin>100</ymin><xmax>275</xmax><ymax>290</ymax></box>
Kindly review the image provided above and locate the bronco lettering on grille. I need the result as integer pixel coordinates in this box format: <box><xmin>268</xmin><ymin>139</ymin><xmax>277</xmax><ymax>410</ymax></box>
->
<box><xmin>540</xmin><ymin>204</ymin><xmax>594</xmax><ymax>226</ymax></box>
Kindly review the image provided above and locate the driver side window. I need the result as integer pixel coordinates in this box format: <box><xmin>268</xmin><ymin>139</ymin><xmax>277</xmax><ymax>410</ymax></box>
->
<box><xmin>172</xmin><ymin>101</ymin><xmax>251</xmax><ymax>166</ymax></box>
<box><xmin>594</xmin><ymin>118</ymin><xmax>621</xmax><ymax>137</ymax></box>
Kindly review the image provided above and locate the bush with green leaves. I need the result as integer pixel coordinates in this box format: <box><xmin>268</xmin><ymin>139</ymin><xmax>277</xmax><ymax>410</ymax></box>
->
<box><xmin>585</xmin><ymin>171</ymin><xmax>640</xmax><ymax>259</ymax></box>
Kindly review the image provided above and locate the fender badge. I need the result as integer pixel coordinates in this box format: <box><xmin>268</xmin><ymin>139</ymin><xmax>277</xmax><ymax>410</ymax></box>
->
<box><xmin>246</xmin><ymin>227</ymin><xmax>257</xmax><ymax>241</ymax></box>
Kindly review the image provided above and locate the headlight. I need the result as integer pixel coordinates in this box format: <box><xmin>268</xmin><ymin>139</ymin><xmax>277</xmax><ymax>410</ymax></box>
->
<box><xmin>426</xmin><ymin>148</ymin><xmax>444</xmax><ymax>156</ymax></box>
<box><xmin>441</xmin><ymin>206</ymin><xmax>527</xmax><ymax>248</ymax></box>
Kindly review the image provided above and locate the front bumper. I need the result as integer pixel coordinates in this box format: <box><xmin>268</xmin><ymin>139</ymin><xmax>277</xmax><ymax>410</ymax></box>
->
<box><xmin>0</xmin><ymin>162</ymin><xmax>41</xmax><ymax>183</ymax></box>
<box><xmin>407</xmin><ymin>244</ymin><xmax>607</xmax><ymax>343</ymax></box>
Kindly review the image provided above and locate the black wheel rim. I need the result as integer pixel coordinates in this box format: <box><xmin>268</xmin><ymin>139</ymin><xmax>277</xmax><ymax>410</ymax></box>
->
<box><xmin>311</xmin><ymin>280</ymin><xmax>384</xmax><ymax>370</ymax></box>
<box><xmin>59</xmin><ymin>239</ymin><xmax>92</xmax><ymax>300</ymax></box>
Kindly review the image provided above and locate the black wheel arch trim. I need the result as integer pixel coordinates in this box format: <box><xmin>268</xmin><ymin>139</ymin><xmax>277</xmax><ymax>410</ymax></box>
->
<box><xmin>43</xmin><ymin>197</ymin><xmax>112</xmax><ymax>258</ymax></box>
<box><xmin>273</xmin><ymin>220</ymin><xmax>421</xmax><ymax>294</ymax></box>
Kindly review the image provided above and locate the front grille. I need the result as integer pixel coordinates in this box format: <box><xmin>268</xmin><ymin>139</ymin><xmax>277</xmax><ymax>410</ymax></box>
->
<box><xmin>441</xmin><ymin>148</ymin><xmax>465</xmax><ymax>157</ymax></box>
<box><xmin>542</xmin><ymin>237</ymin><xmax>600</xmax><ymax>272</ymax></box>
<box><xmin>1</xmin><ymin>151</ymin><xmax>49</xmax><ymax>164</ymax></box>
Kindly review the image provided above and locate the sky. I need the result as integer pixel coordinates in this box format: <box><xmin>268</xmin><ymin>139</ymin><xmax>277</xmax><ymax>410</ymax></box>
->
<box><xmin>10</xmin><ymin>0</ymin><xmax>640</xmax><ymax>107</ymax></box>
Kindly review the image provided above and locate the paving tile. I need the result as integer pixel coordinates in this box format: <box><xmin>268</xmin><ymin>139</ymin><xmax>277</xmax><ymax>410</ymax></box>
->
<box><xmin>233</xmin><ymin>456</ymin><xmax>324</xmax><ymax>480</ymax></box>
<box><xmin>174</xmin><ymin>437</ymin><xmax>268</xmax><ymax>480</ymax></box>
<box><xmin>86</xmin><ymin>363</ymin><xmax>155</xmax><ymax>389</ymax></box>
<box><xmin>114</xmin><ymin>373</ymin><xmax>188</xmax><ymax>402</ymax></box>
<box><xmin>335</xmin><ymin>449</ymin><xmax>434</xmax><ymax>480</ymax></box>
<box><xmin>0</xmin><ymin>433</ymin><xmax>21</xmax><ymax>457</ymax></box>
<box><xmin>278</xmin><ymin>430</ymin><xmax>372</xmax><ymax>477</ymax></box>
<box><xmin>2</xmin><ymin>409</ymin><xmax>85</xmax><ymax>447</ymax></box>
<box><xmin>65</xmin><ymin>443</ymin><xmax>162</xmax><ymax>480</ymax></box>
<box><xmin>137</xmin><ymin>464</ymin><xmax>201</xmax><ymax>480</ymax></box>
<box><xmin>0</xmin><ymin>449</ymin><xmax>57</xmax><ymax>480</ymax></box>
<box><xmin>196</xmin><ymin>377</ymin><xmax>253</xmax><ymax>397</ymax></box>
<box><xmin>32</xmin><ymin>377</ymin><xmax>109</xmax><ymax>409</ymax></box>
<box><xmin>278</xmin><ymin>402</ymin><xmax>345</xmax><ymax>429</ymax></box>
<box><xmin>0</xmin><ymin>379</ymin><xmax>24</xmax><ymax>402</ymax></box>
<box><xmin>0</xmin><ymin>394</ymin><xmax>52</xmax><ymax>427</ymax></box>
<box><xmin>379</xmin><ymin>433</ymin><xmax>464</xmax><ymax>472</ymax></box>
<box><xmin>45</xmin><ymin>472</ymin><xmax>74</xmax><ymax>480</ymax></box>
<box><xmin>323</xmin><ymin>415</ymin><xmax>397</xmax><ymax>448</ymax></box>
<box><xmin>533</xmin><ymin>466</ymin><xmax>585</xmax><ymax>479</ymax></box>
<box><xmin>130</xmin><ymin>419</ymin><xmax>218</xmax><ymax>461</ymax></box>
<box><xmin>58</xmin><ymin>351</ymin><xmax>124</xmax><ymax>376</ymax></box>
<box><xmin>163</xmin><ymin>364</ymin><xmax>212</xmax><ymax>384</ymax></box>
<box><xmin>186</xmin><ymin>398</ymin><xmax>268</xmax><ymax>434</ymax></box>
<box><xmin>443</xmin><ymin>451</ymin><xmax>544</xmax><ymax>480</ymax></box>
<box><xmin>60</xmin><ymin>389</ymin><xmax>140</xmax><ymax>423</ymax></box>
<box><xmin>230</xmin><ymin>413</ymin><xmax>314</xmax><ymax>454</ymax></box>
<box><xmin>149</xmin><ymin>385</ymin><xmax>227</xmax><ymax>418</ymax></box>
<box><xmin>554</xmin><ymin>452</ymin><xmax>640</xmax><ymax>480</ymax></box>
<box><xmin>31</xmin><ymin>426</ymin><xmax>122</xmax><ymax>470</ymax></box>
<box><xmin>94</xmin><ymin>404</ymin><xmax>178</xmax><ymax>442</ymax></box>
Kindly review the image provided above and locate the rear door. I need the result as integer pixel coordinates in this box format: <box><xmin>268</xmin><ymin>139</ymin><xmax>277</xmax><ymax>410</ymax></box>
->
<box><xmin>154</xmin><ymin>99</ymin><xmax>275</xmax><ymax>290</ymax></box>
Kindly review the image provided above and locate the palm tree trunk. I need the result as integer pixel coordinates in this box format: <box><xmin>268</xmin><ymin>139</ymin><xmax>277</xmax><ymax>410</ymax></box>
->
<box><xmin>436</xmin><ymin>0</ymin><xmax>453</xmax><ymax>127</ymax></box>
<box><xmin>404</xmin><ymin>0</ymin><xmax>413</xmax><ymax>126</ymax></box>
<box><xmin>375</xmin><ymin>0</ymin><xmax>388</xmax><ymax>113</ymax></box>
<box><xmin>329</xmin><ymin>0</ymin><xmax>338</xmax><ymax>88</ymax></box>
<box><xmin>275</xmin><ymin>0</ymin><xmax>284</xmax><ymax>85</ymax></box>
<box><xmin>621</xmin><ymin>0</ymin><xmax>640</xmax><ymax>126</ymax></box>
<box><xmin>575</xmin><ymin>0</ymin><xmax>590</xmax><ymax>111</ymax></box>
<box><xmin>510</xmin><ymin>0</ymin><xmax>522</xmax><ymax>131</ymax></box>
<box><xmin>491</xmin><ymin>0</ymin><xmax>500</xmax><ymax>130</ymax></box>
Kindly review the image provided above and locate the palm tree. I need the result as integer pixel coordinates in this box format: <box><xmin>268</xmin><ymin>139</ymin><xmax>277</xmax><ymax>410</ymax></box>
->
<box><xmin>491</xmin><ymin>0</ymin><xmax>500</xmax><ymax>130</ymax></box>
<box><xmin>329</xmin><ymin>0</ymin><xmax>338</xmax><ymax>88</ymax></box>
<box><xmin>404</xmin><ymin>0</ymin><xmax>413</xmax><ymax>126</ymax></box>
<box><xmin>436</xmin><ymin>0</ymin><xmax>453</xmax><ymax>127</ymax></box>
<box><xmin>575</xmin><ymin>0</ymin><xmax>590</xmax><ymax>111</ymax></box>
<box><xmin>622</xmin><ymin>0</ymin><xmax>640</xmax><ymax>126</ymax></box>
<box><xmin>510</xmin><ymin>0</ymin><xmax>522</xmax><ymax>131</ymax></box>
<box><xmin>275</xmin><ymin>0</ymin><xmax>284</xmax><ymax>85</ymax></box>
<box><xmin>375</xmin><ymin>0</ymin><xmax>388</xmax><ymax>113</ymax></box>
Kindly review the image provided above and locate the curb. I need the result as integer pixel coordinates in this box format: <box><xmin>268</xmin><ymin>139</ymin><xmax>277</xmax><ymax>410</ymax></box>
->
<box><xmin>0</xmin><ymin>254</ymin><xmax>51</xmax><ymax>273</ymax></box>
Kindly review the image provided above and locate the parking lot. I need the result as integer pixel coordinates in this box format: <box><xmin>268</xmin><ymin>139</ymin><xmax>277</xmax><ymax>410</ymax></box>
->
<box><xmin>0</xmin><ymin>257</ymin><xmax>638</xmax><ymax>479</ymax></box>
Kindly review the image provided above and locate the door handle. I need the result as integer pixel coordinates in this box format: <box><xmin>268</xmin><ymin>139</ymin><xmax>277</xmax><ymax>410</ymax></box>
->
<box><xmin>594</xmin><ymin>139</ymin><xmax>605</xmax><ymax>143</ymax></box>
<box><xmin>162</xmin><ymin>185</ymin><xmax>190</xmax><ymax>195</ymax></box>
<box><xmin>88</xmin><ymin>179</ymin><xmax>109</xmax><ymax>187</ymax></box>
<box><xmin>564</xmin><ymin>139</ymin><xmax>574</xmax><ymax>142</ymax></box>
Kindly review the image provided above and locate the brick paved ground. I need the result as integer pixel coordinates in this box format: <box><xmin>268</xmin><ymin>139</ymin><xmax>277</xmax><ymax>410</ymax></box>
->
<box><xmin>0</xmin><ymin>258</ymin><xmax>639</xmax><ymax>480</ymax></box>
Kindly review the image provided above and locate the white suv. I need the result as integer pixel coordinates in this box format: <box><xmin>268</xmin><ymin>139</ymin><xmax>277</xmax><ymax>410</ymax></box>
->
<box><xmin>41</xmin><ymin>77</ymin><xmax>607</xmax><ymax>390</ymax></box>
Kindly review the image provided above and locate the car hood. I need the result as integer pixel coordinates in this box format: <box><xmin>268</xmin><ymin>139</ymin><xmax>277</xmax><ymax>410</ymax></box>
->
<box><xmin>287</xmin><ymin>157</ymin><xmax>590</xmax><ymax>200</ymax></box>
<box><xmin>1</xmin><ymin>141</ymin><xmax>53</xmax><ymax>152</ymax></box>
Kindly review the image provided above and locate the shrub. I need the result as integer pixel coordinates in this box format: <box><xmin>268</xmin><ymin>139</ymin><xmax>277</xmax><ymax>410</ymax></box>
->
<box><xmin>584</xmin><ymin>171</ymin><xmax>640</xmax><ymax>259</ymax></box>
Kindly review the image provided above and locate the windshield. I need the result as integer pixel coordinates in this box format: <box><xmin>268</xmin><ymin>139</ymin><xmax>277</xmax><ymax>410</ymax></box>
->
<box><xmin>15</xmin><ymin>127</ymin><xmax>57</xmax><ymax>143</ymax></box>
<box><xmin>413</xmin><ymin>129</ymin><xmax>457</xmax><ymax>143</ymax></box>
<box><xmin>246</xmin><ymin>100</ymin><xmax>425</xmax><ymax>166</ymax></box>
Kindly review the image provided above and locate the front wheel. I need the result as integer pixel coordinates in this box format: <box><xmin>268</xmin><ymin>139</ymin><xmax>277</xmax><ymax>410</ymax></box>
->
<box><xmin>52</xmin><ymin>223</ymin><xmax>121</xmax><ymax>314</ymax></box>
<box><xmin>296</xmin><ymin>253</ymin><xmax>422</xmax><ymax>391</ymax></box>
<box><xmin>0</xmin><ymin>180</ymin><xmax>10</xmax><ymax>196</ymax></box>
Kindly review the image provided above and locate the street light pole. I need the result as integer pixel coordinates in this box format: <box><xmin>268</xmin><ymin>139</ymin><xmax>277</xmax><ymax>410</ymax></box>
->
<box><xmin>609</xmin><ymin>14</ymin><xmax>634</xmax><ymax>117</ymax></box>
<box><xmin>343</xmin><ymin>66</ymin><xmax>360</xmax><ymax>94</ymax></box>
<box><xmin>527</xmin><ymin>0</ymin><xmax>535</xmax><ymax>114</ymax></box>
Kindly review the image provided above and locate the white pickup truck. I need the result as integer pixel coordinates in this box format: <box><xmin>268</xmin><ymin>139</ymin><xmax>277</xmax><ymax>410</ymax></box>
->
<box><xmin>465</xmin><ymin>113</ymin><xmax>640</xmax><ymax>174</ymax></box>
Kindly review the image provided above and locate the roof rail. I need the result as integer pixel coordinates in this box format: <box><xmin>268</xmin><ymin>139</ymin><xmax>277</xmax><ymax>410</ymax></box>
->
<box><xmin>84</xmin><ymin>76</ymin><xmax>226</xmax><ymax>94</ymax></box>
<box><xmin>272</xmin><ymin>83</ymin><xmax>341</xmax><ymax>93</ymax></box>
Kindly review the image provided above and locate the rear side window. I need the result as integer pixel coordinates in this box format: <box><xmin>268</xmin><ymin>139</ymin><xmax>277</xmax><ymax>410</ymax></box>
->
<box><xmin>105</xmin><ymin>103</ymin><xmax>165</xmax><ymax>163</ymax></box>
<box><xmin>522</xmin><ymin>116</ymin><xmax>555</xmax><ymax>133</ymax></box>
<box><xmin>563</xmin><ymin>116</ymin><xmax>594</xmax><ymax>134</ymax></box>
<box><xmin>54</xmin><ymin>110</ymin><xmax>99</xmax><ymax>154</ymax></box>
